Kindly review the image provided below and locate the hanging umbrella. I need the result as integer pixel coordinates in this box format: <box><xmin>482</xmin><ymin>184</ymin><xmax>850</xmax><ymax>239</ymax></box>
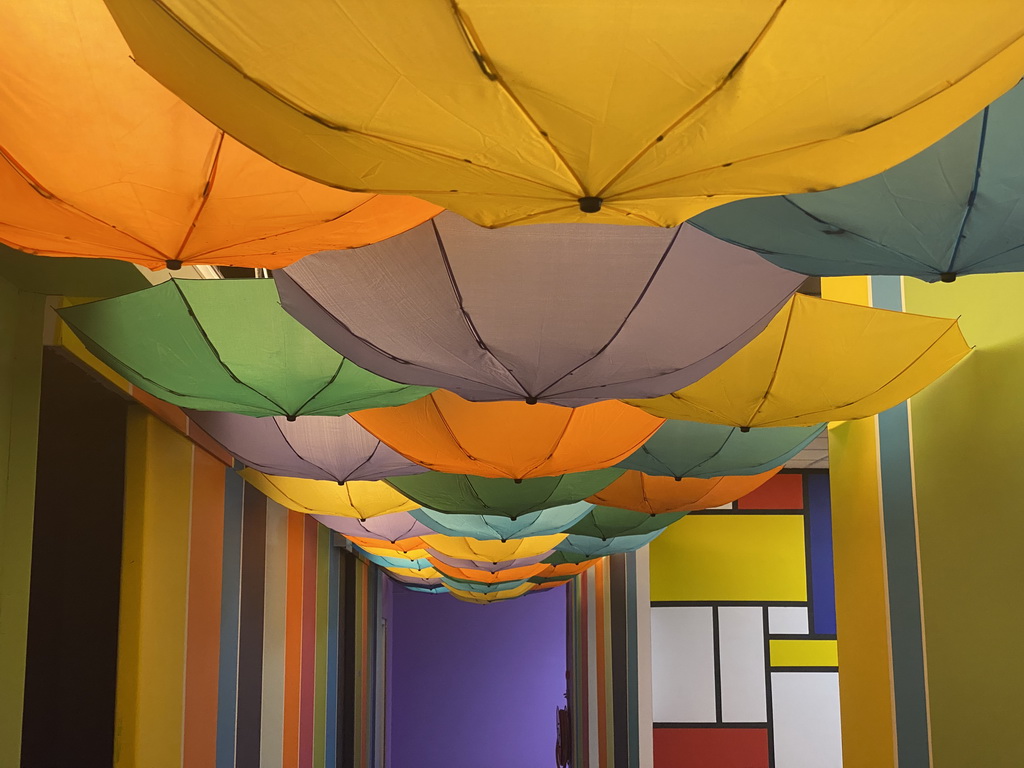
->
<box><xmin>105</xmin><ymin>0</ymin><xmax>1024</xmax><ymax>227</ymax></box>
<box><xmin>403</xmin><ymin>585</ymin><xmax>450</xmax><ymax>595</ymax></box>
<box><xmin>240</xmin><ymin>470</ymin><xmax>417</xmax><ymax>519</ymax></box>
<box><xmin>312</xmin><ymin>511</ymin><xmax>433</xmax><ymax>543</ymax></box>
<box><xmin>625</xmin><ymin>294</ymin><xmax>970</xmax><ymax>428</ymax></box>
<box><xmin>449</xmin><ymin>584</ymin><xmax>533</xmax><ymax>604</ymax></box>
<box><xmin>0</xmin><ymin>0</ymin><xmax>438</xmax><ymax>271</ymax></box>
<box><xmin>387</xmin><ymin>470</ymin><xmax>622</xmax><ymax>518</ymax></box>
<box><xmin>188</xmin><ymin>410</ymin><xmax>429</xmax><ymax>483</ymax></box>
<box><xmin>440</xmin><ymin>576</ymin><xmax>530</xmax><ymax>594</ymax></box>
<box><xmin>618</xmin><ymin>420</ymin><xmax>824</xmax><ymax>479</ymax></box>
<box><xmin>588</xmin><ymin>469</ymin><xmax>780</xmax><ymax>515</ymax></box>
<box><xmin>386</xmin><ymin>572</ymin><xmax>444</xmax><ymax>588</ymax></box>
<box><xmin>276</xmin><ymin>215</ymin><xmax>802</xmax><ymax>405</ymax></box>
<box><xmin>565</xmin><ymin>507</ymin><xmax>686</xmax><ymax>539</ymax></box>
<box><xmin>382</xmin><ymin>565</ymin><xmax>442</xmax><ymax>580</ymax></box>
<box><xmin>410</xmin><ymin>504</ymin><xmax>592</xmax><ymax>541</ymax></box>
<box><xmin>692</xmin><ymin>82</ymin><xmax>1024</xmax><ymax>283</ymax></box>
<box><xmin>353</xmin><ymin>550</ymin><xmax>433</xmax><ymax>571</ymax></box>
<box><xmin>345</xmin><ymin>537</ymin><xmax>428</xmax><ymax>557</ymax></box>
<box><xmin>556</xmin><ymin>532</ymin><xmax>664</xmax><ymax>558</ymax></box>
<box><xmin>425</xmin><ymin>549</ymin><xmax>553</xmax><ymax>574</ymax></box>
<box><xmin>422</xmin><ymin>534</ymin><xmax>566</xmax><ymax>565</ymax></box>
<box><xmin>534</xmin><ymin>560</ymin><xmax>600</xmax><ymax>580</ymax></box>
<box><xmin>529</xmin><ymin>576</ymin><xmax>575</xmax><ymax>588</ymax></box>
<box><xmin>58</xmin><ymin>280</ymin><xmax>433</xmax><ymax>419</ymax></box>
<box><xmin>352</xmin><ymin>390</ymin><xmax>663</xmax><ymax>479</ymax></box>
<box><xmin>429</xmin><ymin>559</ymin><xmax>550</xmax><ymax>585</ymax></box>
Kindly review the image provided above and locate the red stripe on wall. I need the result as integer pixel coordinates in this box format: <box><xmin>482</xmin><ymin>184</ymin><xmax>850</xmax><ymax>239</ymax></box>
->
<box><xmin>283</xmin><ymin>511</ymin><xmax>306</xmax><ymax>768</ymax></box>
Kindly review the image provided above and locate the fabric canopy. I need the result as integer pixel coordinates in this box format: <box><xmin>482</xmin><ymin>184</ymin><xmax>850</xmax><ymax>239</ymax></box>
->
<box><xmin>625</xmin><ymin>294</ymin><xmax>971</xmax><ymax>428</ymax></box>
<box><xmin>448</xmin><ymin>584</ymin><xmax>533</xmax><ymax>604</ymax></box>
<box><xmin>428</xmin><ymin>560</ymin><xmax>549</xmax><ymax>585</ymax></box>
<box><xmin>425</xmin><ymin>550</ymin><xmax>552</xmax><ymax>574</ymax></box>
<box><xmin>565</xmin><ymin>507</ymin><xmax>686</xmax><ymax>540</ymax></box>
<box><xmin>355</xmin><ymin>550</ymin><xmax>432</xmax><ymax>570</ymax></box>
<box><xmin>353</xmin><ymin>391</ymin><xmax>662</xmax><ymax>479</ymax></box>
<box><xmin>312</xmin><ymin>512</ymin><xmax>433</xmax><ymax>543</ymax></box>
<box><xmin>692</xmin><ymin>82</ymin><xmax>1024</xmax><ymax>283</ymax></box>
<box><xmin>0</xmin><ymin>0</ymin><xmax>438</xmax><ymax>271</ymax></box>
<box><xmin>188</xmin><ymin>410</ymin><xmax>428</xmax><ymax>483</ymax></box>
<box><xmin>421</xmin><ymin>534</ymin><xmax>567</xmax><ymax>564</ymax></box>
<box><xmin>588</xmin><ymin>469</ymin><xmax>781</xmax><ymax>515</ymax></box>
<box><xmin>275</xmin><ymin>214</ymin><xmax>802</xmax><ymax>405</ymax></box>
<box><xmin>542</xmin><ymin>551</ymin><xmax>594</xmax><ymax>567</ymax></box>
<box><xmin>59</xmin><ymin>280</ymin><xmax>433</xmax><ymax>419</ymax></box>
<box><xmin>382</xmin><ymin>565</ymin><xmax>442</xmax><ymax>580</ymax></box>
<box><xmin>440</xmin><ymin>576</ymin><xmax>530</xmax><ymax>595</ymax></box>
<box><xmin>555</xmin><ymin>532</ymin><xmax>663</xmax><ymax>558</ymax></box>
<box><xmin>618</xmin><ymin>420</ymin><xmax>824</xmax><ymax>479</ymax></box>
<box><xmin>534</xmin><ymin>560</ymin><xmax>600</xmax><ymax>579</ymax></box>
<box><xmin>346</xmin><ymin>537</ymin><xmax>428</xmax><ymax>557</ymax></box>
<box><xmin>105</xmin><ymin>0</ymin><xmax>1024</xmax><ymax>227</ymax></box>
<box><xmin>385</xmin><ymin>573</ymin><xmax>444</xmax><ymax>588</ymax></box>
<box><xmin>241</xmin><ymin>470</ymin><xmax>416</xmax><ymax>519</ymax></box>
<box><xmin>387</xmin><ymin>469</ymin><xmax>622</xmax><ymax>518</ymax></box>
<box><xmin>410</xmin><ymin>505</ymin><xmax>592</xmax><ymax>541</ymax></box>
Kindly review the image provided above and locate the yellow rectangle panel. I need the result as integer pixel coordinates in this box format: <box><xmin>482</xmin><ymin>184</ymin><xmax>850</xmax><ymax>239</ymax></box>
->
<box><xmin>770</xmin><ymin>639</ymin><xmax>839</xmax><ymax>668</ymax></box>
<box><xmin>650</xmin><ymin>514</ymin><xmax>806</xmax><ymax>602</ymax></box>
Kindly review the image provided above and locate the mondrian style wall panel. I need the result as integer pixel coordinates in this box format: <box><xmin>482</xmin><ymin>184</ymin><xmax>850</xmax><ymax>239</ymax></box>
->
<box><xmin>649</xmin><ymin>471</ymin><xmax>840</xmax><ymax>768</ymax></box>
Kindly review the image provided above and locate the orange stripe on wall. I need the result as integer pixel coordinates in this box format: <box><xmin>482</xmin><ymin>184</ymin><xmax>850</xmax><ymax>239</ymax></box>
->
<box><xmin>283</xmin><ymin>511</ymin><xmax>306</xmax><ymax>768</ymax></box>
<box><xmin>183</xmin><ymin>449</ymin><xmax>226</xmax><ymax>767</ymax></box>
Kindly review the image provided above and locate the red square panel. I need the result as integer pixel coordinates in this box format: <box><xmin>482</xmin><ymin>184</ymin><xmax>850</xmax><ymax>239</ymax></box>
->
<box><xmin>654</xmin><ymin>727</ymin><xmax>769</xmax><ymax>768</ymax></box>
<box><xmin>736</xmin><ymin>472</ymin><xmax>803</xmax><ymax>510</ymax></box>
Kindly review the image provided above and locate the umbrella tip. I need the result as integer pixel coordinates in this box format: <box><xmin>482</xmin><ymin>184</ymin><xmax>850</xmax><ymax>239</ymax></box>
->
<box><xmin>165</xmin><ymin>259</ymin><xmax>183</xmax><ymax>270</ymax></box>
<box><xmin>513</xmin><ymin>478</ymin><xmax>523</xmax><ymax>484</ymax></box>
<box><xmin>525</xmin><ymin>396</ymin><xmax>538</xmax><ymax>405</ymax></box>
<box><xmin>940</xmin><ymin>272</ymin><xmax>957</xmax><ymax>283</ymax></box>
<box><xmin>286</xmin><ymin>414</ymin><xmax>297</xmax><ymax>422</ymax></box>
<box><xmin>674</xmin><ymin>476</ymin><xmax>682</xmax><ymax>482</ymax></box>
<box><xmin>740</xmin><ymin>426</ymin><xmax>751</xmax><ymax>433</ymax></box>
<box><xmin>578</xmin><ymin>196</ymin><xmax>603</xmax><ymax>213</ymax></box>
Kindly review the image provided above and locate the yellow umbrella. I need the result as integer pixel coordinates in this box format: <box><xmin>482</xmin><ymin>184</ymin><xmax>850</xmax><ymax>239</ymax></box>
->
<box><xmin>355</xmin><ymin>543</ymin><xmax>431</xmax><ymax>561</ymax></box>
<box><xmin>429</xmin><ymin>560</ymin><xmax>549</xmax><ymax>585</ymax></box>
<box><xmin>0</xmin><ymin>0</ymin><xmax>439</xmax><ymax>270</ymax></box>
<box><xmin>625</xmin><ymin>295</ymin><xmax>969</xmax><ymax>428</ymax></box>
<box><xmin>105</xmin><ymin>0</ymin><xmax>1024</xmax><ymax>227</ymax></box>
<box><xmin>240</xmin><ymin>469</ymin><xmax>417</xmax><ymax>519</ymax></box>
<box><xmin>421</xmin><ymin>534</ymin><xmax>567</xmax><ymax>564</ymax></box>
<box><xmin>383</xmin><ymin>565</ymin><xmax>442</xmax><ymax>580</ymax></box>
<box><xmin>448</xmin><ymin>583</ymin><xmax>534</xmax><ymax>604</ymax></box>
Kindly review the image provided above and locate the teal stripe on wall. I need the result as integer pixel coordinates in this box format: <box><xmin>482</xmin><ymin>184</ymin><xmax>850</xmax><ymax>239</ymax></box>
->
<box><xmin>216</xmin><ymin>469</ymin><xmax>244</xmax><ymax>768</ymax></box>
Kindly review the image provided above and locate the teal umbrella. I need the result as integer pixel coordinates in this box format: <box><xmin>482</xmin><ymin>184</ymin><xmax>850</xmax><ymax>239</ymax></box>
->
<box><xmin>404</xmin><ymin>584</ymin><xmax>449</xmax><ymax>595</ymax></box>
<box><xmin>58</xmin><ymin>279</ymin><xmax>432</xmax><ymax>418</ymax></box>
<box><xmin>692</xmin><ymin>82</ymin><xmax>1024</xmax><ymax>283</ymax></box>
<box><xmin>618</xmin><ymin>421</ymin><xmax>824</xmax><ymax>480</ymax></box>
<box><xmin>555</xmin><ymin>531</ymin><xmax>663</xmax><ymax>558</ymax></box>
<box><xmin>440</xmin><ymin>576</ymin><xmax>530</xmax><ymax>594</ymax></box>
<box><xmin>387</xmin><ymin>470</ymin><xmax>622</xmax><ymax>518</ymax></box>
<box><xmin>355</xmin><ymin>550</ymin><xmax>433</xmax><ymax>571</ymax></box>
<box><xmin>565</xmin><ymin>507</ymin><xmax>685</xmax><ymax>539</ymax></box>
<box><xmin>410</xmin><ymin>504</ymin><xmax>592</xmax><ymax>541</ymax></box>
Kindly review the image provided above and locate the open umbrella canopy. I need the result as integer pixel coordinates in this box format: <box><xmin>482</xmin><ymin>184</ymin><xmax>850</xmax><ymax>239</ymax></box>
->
<box><xmin>618</xmin><ymin>420</ymin><xmax>824</xmax><ymax>479</ymax></box>
<box><xmin>1</xmin><ymin>0</ymin><xmax>439</xmax><ymax>271</ymax></box>
<box><xmin>422</xmin><ymin>534</ymin><xmax>567</xmax><ymax>564</ymax></box>
<box><xmin>529</xmin><ymin>576</ymin><xmax>575</xmax><ymax>588</ymax></box>
<box><xmin>104</xmin><ymin>0</ymin><xmax>1024</xmax><ymax>227</ymax></box>
<box><xmin>403</xmin><ymin>584</ymin><xmax>450</xmax><ymax>595</ymax></box>
<box><xmin>534</xmin><ymin>560</ymin><xmax>600</xmax><ymax>580</ymax></box>
<box><xmin>345</xmin><ymin>537</ymin><xmax>428</xmax><ymax>557</ymax></box>
<box><xmin>382</xmin><ymin>565</ymin><xmax>443</xmax><ymax>580</ymax></box>
<box><xmin>542</xmin><ymin>551</ymin><xmax>594</xmax><ymax>567</ymax></box>
<box><xmin>440</xmin><ymin>576</ymin><xmax>530</xmax><ymax>594</ymax></box>
<box><xmin>188</xmin><ymin>411</ymin><xmax>429</xmax><ymax>483</ymax></box>
<box><xmin>555</xmin><ymin>532</ymin><xmax>663</xmax><ymax>558</ymax></box>
<box><xmin>565</xmin><ymin>507</ymin><xmax>686</xmax><ymax>540</ymax></box>
<box><xmin>354</xmin><ymin>550</ymin><xmax>433</xmax><ymax>571</ymax></box>
<box><xmin>59</xmin><ymin>280</ymin><xmax>433</xmax><ymax>419</ymax></box>
<box><xmin>387</xmin><ymin>469</ymin><xmax>622</xmax><ymax>518</ymax></box>
<box><xmin>449</xmin><ymin>584</ymin><xmax>533</xmax><ymax>604</ymax></box>
<box><xmin>425</xmin><ymin>550</ymin><xmax>552</xmax><ymax>574</ymax></box>
<box><xmin>275</xmin><ymin>215</ymin><xmax>802</xmax><ymax>405</ymax></box>
<box><xmin>410</xmin><ymin>504</ymin><xmax>592</xmax><ymax>541</ymax></box>
<box><xmin>626</xmin><ymin>294</ymin><xmax>971</xmax><ymax>428</ymax></box>
<box><xmin>385</xmin><ymin>573</ymin><xmax>444</xmax><ymax>588</ymax></box>
<box><xmin>241</xmin><ymin>470</ymin><xmax>417</xmax><ymax>519</ymax></box>
<box><xmin>354</xmin><ymin>391</ymin><xmax>662</xmax><ymax>479</ymax></box>
<box><xmin>312</xmin><ymin>512</ymin><xmax>433</xmax><ymax>543</ymax></box>
<box><xmin>430</xmin><ymin>560</ymin><xmax>549</xmax><ymax>585</ymax></box>
<box><xmin>692</xmin><ymin>82</ymin><xmax>1024</xmax><ymax>283</ymax></box>
<box><xmin>588</xmin><ymin>469</ymin><xmax>781</xmax><ymax>515</ymax></box>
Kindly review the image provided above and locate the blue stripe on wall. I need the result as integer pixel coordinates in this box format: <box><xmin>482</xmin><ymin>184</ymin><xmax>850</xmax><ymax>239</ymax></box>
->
<box><xmin>216</xmin><ymin>469</ymin><xmax>244</xmax><ymax>768</ymax></box>
<box><xmin>806</xmin><ymin>474</ymin><xmax>837</xmax><ymax>635</ymax></box>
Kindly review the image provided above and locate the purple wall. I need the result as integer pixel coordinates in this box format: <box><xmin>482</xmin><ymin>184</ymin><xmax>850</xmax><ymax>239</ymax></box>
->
<box><xmin>387</xmin><ymin>585</ymin><xmax>568</xmax><ymax>768</ymax></box>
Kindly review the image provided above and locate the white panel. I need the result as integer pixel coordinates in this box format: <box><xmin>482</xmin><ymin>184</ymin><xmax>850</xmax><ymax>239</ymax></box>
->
<box><xmin>769</xmin><ymin>606</ymin><xmax>810</xmax><ymax>635</ymax></box>
<box><xmin>718</xmin><ymin>607</ymin><xmax>767</xmax><ymax>722</ymax></box>
<box><xmin>651</xmin><ymin>606</ymin><xmax>716</xmax><ymax>722</ymax></box>
<box><xmin>771</xmin><ymin>672</ymin><xmax>843</xmax><ymax>768</ymax></box>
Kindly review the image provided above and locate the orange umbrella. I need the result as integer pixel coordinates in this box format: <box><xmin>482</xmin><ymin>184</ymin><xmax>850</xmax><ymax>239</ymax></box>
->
<box><xmin>0</xmin><ymin>0</ymin><xmax>439</xmax><ymax>270</ymax></box>
<box><xmin>352</xmin><ymin>390</ymin><xmax>663</xmax><ymax>480</ymax></box>
<box><xmin>345</xmin><ymin>536</ymin><xmax>428</xmax><ymax>556</ymax></box>
<box><xmin>534</xmin><ymin>560</ymin><xmax>600</xmax><ymax>580</ymax></box>
<box><xmin>449</xmin><ymin>583</ymin><xmax>534</xmax><ymax>604</ymax></box>
<box><xmin>429</xmin><ymin>559</ymin><xmax>548</xmax><ymax>585</ymax></box>
<box><xmin>587</xmin><ymin>468</ymin><xmax>781</xmax><ymax>515</ymax></box>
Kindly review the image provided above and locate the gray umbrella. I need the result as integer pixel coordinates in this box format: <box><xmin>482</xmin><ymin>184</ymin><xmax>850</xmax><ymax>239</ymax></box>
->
<box><xmin>185</xmin><ymin>409</ymin><xmax>429</xmax><ymax>483</ymax></box>
<box><xmin>312</xmin><ymin>511</ymin><xmax>434</xmax><ymax>542</ymax></box>
<box><xmin>276</xmin><ymin>212</ymin><xmax>802</xmax><ymax>406</ymax></box>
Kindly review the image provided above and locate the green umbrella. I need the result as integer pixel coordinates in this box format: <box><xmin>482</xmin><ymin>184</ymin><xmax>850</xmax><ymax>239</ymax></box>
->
<box><xmin>618</xmin><ymin>421</ymin><xmax>824</xmax><ymax>480</ymax></box>
<box><xmin>58</xmin><ymin>279</ymin><xmax>433</xmax><ymax>418</ymax></box>
<box><xmin>387</xmin><ymin>470</ymin><xmax>622</xmax><ymax>518</ymax></box>
<box><xmin>542</xmin><ymin>551</ymin><xmax>594</xmax><ymax>567</ymax></box>
<box><xmin>529</xmin><ymin>575</ymin><xmax>578</xmax><ymax>587</ymax></box>
<box><xmin>409</xmin><ymin>504</ymin><xmax>592</xmax><ymax>541</ymax></box>
<box><xmin>565</xmin><ymin>507</ymin><xmax>685</xmax><ymax>540</ymax></box>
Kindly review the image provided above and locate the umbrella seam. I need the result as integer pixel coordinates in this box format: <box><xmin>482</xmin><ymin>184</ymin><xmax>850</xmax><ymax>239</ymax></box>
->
<box><xmin>172</xmin><ymin>132</ymin><xmax>225</xmax><ymax>261</ymax></box>
<box><xmin>745</xmin><ymin>299</ymin><xmax>798</xmax><ymax>427</ymax></box>
<box><xmin>271</xmin><ymin>417</ymin><xmax>346</xmax><ymax>483</ymax></box>
<box><xmin>945</xmin><ymin>106</ymin><xmax>990</xmax><ymax>274</ymax></box>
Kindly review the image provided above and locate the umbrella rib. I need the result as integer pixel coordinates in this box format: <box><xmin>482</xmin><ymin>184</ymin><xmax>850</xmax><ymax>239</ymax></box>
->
<box><xmin>594</xmin><ymin>0</ymin><xmax>789</xmax><ymax>198</ymax></box>
<box><xmin>170</xmin><ymin>280</ymin><xmax>288</xmax><ymax>415</ymax></box>
<box><xmin>945</xmin><ymin>106</ymin><xmax>990</xmax><ymax>275</ymax></box>
<box><xmin>533</xmin><ymin>225</ymin><xmax>684</xmax><ymax>398</ymax></box>
<box><xmin>431</xmin><ymin>220</ymin><xmax>531</xmax><ymax>398</ymax></box>
<box><xmin>289</xmin><ymin>358</ymin><xmax>348</xmax><ymax>417</ymax></box>
<box><xmin>689</xmin><ymin>432</ymin><xmax>742</xmax><ymax>477</ymax></box>
<box><xmin>272</xmin><ymin>418</ymin><xmax>346</xmax><ymax>483</ymax></box>
<box><xmin>744</xmin><ymin>300</ymin><xmax>797</xmax><ymax>428</ymax></box>
<box><xmin>450</xmin><ymin>0</ymin><xmax>588</xmax><ymax>197</ymax></box>
<box><xmin>172</xmin><ymin>132</ymin><xmax>225</xmax><ymax>261</ymax></box>
<box><xmin>516</xmin><ymin>409</ymin><xmax>577</xmax><ymax>479</ymax></box>
<box><xmin>0</xmin><ymin>142</ymin><xmax>168</xmax><ymax>260</ymax></box>
<box><xmin>635</xmin><ymin>446</ymin><xmax>679</xmax><ymax>478</ymax></box>
<box><xmin>423</xmin><ymin>396</ymin><xmax>507</xmax><ymax>477</ymax></box>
